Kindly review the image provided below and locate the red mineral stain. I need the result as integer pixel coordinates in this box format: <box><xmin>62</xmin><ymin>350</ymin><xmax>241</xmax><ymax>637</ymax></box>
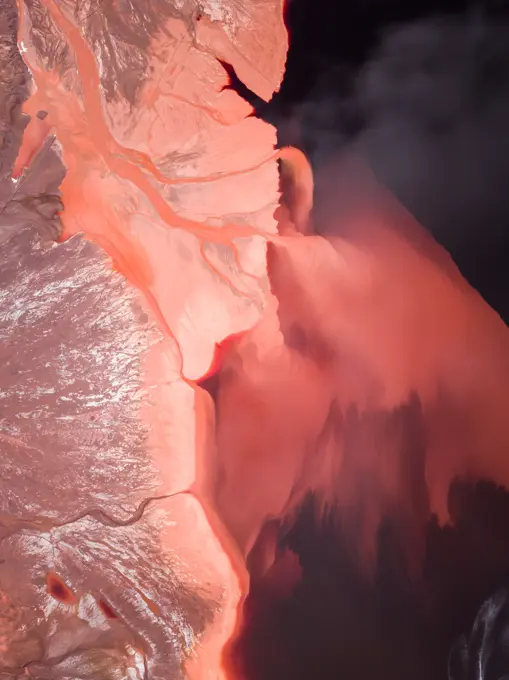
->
<box><xmin>98</xmin><ymin>598</ymin><xmax>118</xmax><ymax>620</ymax></box>
<box><xmin>137</xmin><ymin>590</ymin><xmax>161</xmax><ymax>618</ymax></box>
<box><xmin>46</xmin><ymin>572</ymin><xmax>77</xmax><ymax>605</ymax></box>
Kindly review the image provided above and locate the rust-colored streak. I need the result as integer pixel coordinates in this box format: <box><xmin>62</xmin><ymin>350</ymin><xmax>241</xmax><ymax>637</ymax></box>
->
<box><xmin>137</xmin><ymin>590</ymin><xmax>161</xmax><ymax>617</ymax></box>
<box><xmin>46</xmin><ymin>572</ymin><xmax>78</xmax><ymax>605</ymax></box>
<box><xmin>98</xmin><ymin>598</ymin><xmax>118</xmax><ymax>619</ymax></box>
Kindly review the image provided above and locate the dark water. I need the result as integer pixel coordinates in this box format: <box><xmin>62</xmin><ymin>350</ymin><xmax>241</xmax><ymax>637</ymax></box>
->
<box><xmin>231</xmin><ymin>0</ymin><xmax>509</xmax><ymax>677</ymax></box>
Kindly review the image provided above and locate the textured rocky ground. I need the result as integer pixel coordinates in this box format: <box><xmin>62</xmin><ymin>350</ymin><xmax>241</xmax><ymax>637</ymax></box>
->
<box><xmin>0</xmin><ymin>0</ymin><xmax>286</xmax><ymax>677</ymax></box>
